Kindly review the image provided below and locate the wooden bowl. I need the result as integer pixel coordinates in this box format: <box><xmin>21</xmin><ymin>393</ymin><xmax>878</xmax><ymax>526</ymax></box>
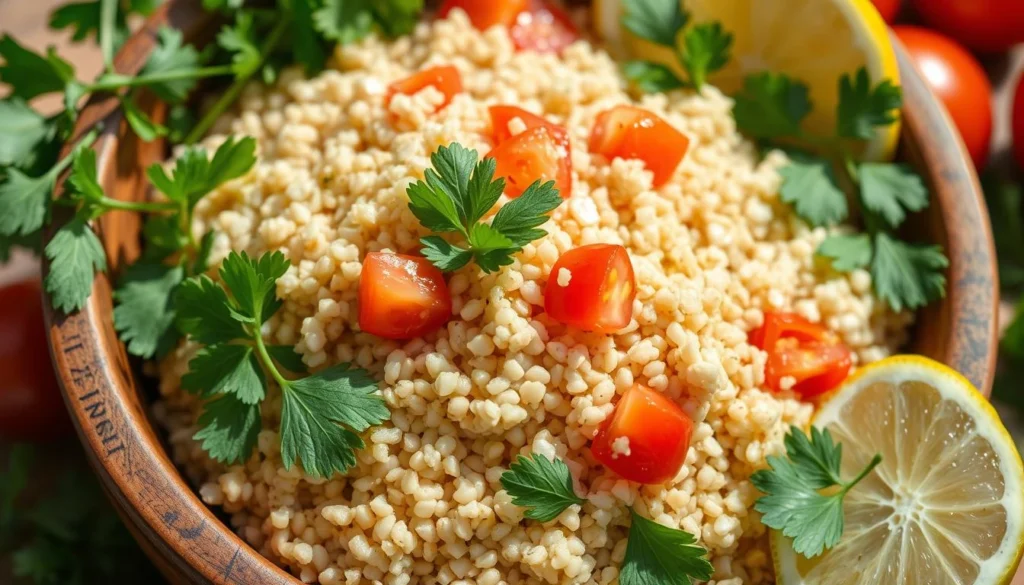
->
<box><xmin>42</xmin><ymin>2</ymin><xmax>1000</xmax><ymax>584</ymax></box>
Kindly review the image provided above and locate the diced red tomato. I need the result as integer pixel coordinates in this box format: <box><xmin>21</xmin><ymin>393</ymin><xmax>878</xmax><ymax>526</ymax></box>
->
<box><xmin>358</xmin><ymin>252</ymin><xmax>452</xmax><ymax>340</ymax></box>
<box><xmin>439</xmin><ymin>0</ymin><xmax>529</xmax><ymax>29</ymax></box>
<box><xmin>751</xmin><ymin>311</ymin><xmax>853</xmax><ymax>398</ymax></box>
<box><xmin>544</xmin><ymin>244</ymin><xmax>635</xmax><ymax>333</ymax></box>
<box><xmin>591</xmin><ymin>384</ymin><xmax>694</xmax><ymax>485</ymax></box>
<box><xmin>489</xmin><ymin>105</ymin><xmax>568</xmax><ymax>145</ymax></box>
<box><xmin>488</xmin><ymin>125</ymin><xmax>573</xmax><ymax>198</ymax></box>
<box><xmin>386</xmin><ymin>66</ymin><xmax>463</xmax><ymax>114</ymax></box>
<box><xmin>588</xmin><ymin>105</ymin><xmax>689</xmax><ymax>188</ymax></box>
<box><xmin>510</xmin><ymin>0</ymin><xmax>580</xmax><ymax>54</ymax></box>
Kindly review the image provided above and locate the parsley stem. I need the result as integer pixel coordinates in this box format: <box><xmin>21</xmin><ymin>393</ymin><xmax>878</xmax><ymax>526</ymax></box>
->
<box><xmin>85</xmin><ymin>66</ymin><xmax>235</xmax><ymax>92</ymax></box>
<box><xmin>184</xmin><ymin>19</ymin><xmax>290</xmax><ymax>145</ymax></box>
<box><xmin>98</xmin><ymin>0</ymin><xmax>117</xmax><ymax>71</ymax></box>
<box><xmin>840</xmin><ymin>453</ymin><xmax>882</xmax><ymax>495</ymax></box>
<box><xmin>52</xmin><ymin>127</ymin><xmax>101</xmax><ymax>176</ymax></box>
<box><xmin>253</xmin><ymin>330</ymin><xmax>291</xmax><ymax>390</ymax></box>
<box><xmin>97</xmin><ymin>197</ymin><xmax>179</xmax><ymax>213</ymax></box>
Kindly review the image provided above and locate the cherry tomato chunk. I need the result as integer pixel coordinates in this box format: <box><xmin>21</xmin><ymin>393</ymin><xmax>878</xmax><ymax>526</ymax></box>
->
<box><xmin>591</xmin><ymin>384</ymin><xmax>694</xmax><ymax>485</ymax></box>
<box><xmin>386</xmin><ymin>66</ymin><xmax>463</xmax><ymax>115</ymax></box>
<box><xmin>589</xmin><ymin>105</ymin><xmax>689</xmax><ymax>188</ymax></box>
<box><xmin>489</xmin><ymin>125</ymin><xmax>573</xmax><ymax>198</ymax></box>
<box><xmin>358</xmin><ymin>252</ymin><xmax>452</xmax><ymax>340</ymax></box>
<box><xmin>909</xmin><ymin>0</ymin><xmax>1024</xmax><ymax>53</ymax></box>
<box><xmin>0</xmin><ymin>279</ymin><xmax>71</xmax><ymax>441</ymax></box>
<box><xmin>870</xmin><ymin>0</ymin><xmax>902</xmax><ymax>23</ymax></box>
<box><xmin>893</xmin><ymin>26</ymin><xmax>992</xmax><ymax>170</ymax></box>
<box><xmin>751</xmin><ymin>312</ymin><xmax>853</xmax><ymax>398</ymax></box>
<box><xmin>544</xmin><ymin>244</ymin><xmax>635</xmax><ymax>333</ymax></box>
<box><xmin>489</xmin><ymin>105</ymin><xmax>568</xmax><ymax>145</ymax></box>
<box><xmin>439</xmin><ymin>0</ymin><xmax>529</xmax><ymax>29</ymax></box>
<box><xmin>510</xmin><ymin>0</ymin><xmax>580</xmax><ymax>54</ymax></box>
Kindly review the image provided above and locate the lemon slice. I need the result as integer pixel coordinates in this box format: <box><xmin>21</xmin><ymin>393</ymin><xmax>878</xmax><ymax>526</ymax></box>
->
<box><xmin>592</xmin><ymin>0</ymin><xmax>901</xmax><ymax>161</ymax></box>
<box><xmin>773</xmin><ymin>356</ymin><xmax>1024</xmax><ymax>585</ymax></box>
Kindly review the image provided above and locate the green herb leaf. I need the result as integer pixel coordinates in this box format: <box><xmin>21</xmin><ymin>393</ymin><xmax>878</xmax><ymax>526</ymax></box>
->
<box><xmin>420</xmin><ymin>236</ymin><xmax>474</xmax><ymax>272</ymax></box>
<box><xmin>409</xmin><ymin>143</ymin><xmax>563</xmax><ymax>273</ymax></box>
<box><xmin>291</xmin><ymin>0</ymin><xmax>328</xmax><ymax>73</ymax></box>
<box><xmin>112</xmin><ymin>261</ymin><xmax>184</xmax><ymax>359</ymax></box>
<box><xmin>139</xmin><ymin>27</ymin><xmax>202</xmax><ymax>103</ymax></box>
<box><xmin>122</xmin><ymin>95</ymin><xmax>169</xmax><ymax>141</ymax></box>
<box><xmin>44</xmin><ymin>217</ymin><xmax>107</xmax><ymax>313</ymax></box>
<box><xmin>0</xmin><ymin>167</ymin><xmax>58</xmax><ymax>238</ymax></box>
<box><xmin>623</xmin><ymin>60</ymin><xmax>685</xmax><ymax>94</ymax></box>
<box><xmin>621</xmin><ymin>0</ymin><xmax>688</xmax><ymax>47</ymax></box>
<box><xmin>0</xmin><ymin>98</ymin><xmax>58</xmax><ymax>170</ymax></box>
<box><xmin>175</xmin><ymin>275</ymin><xmax>248</xmax><ymax>344</ymax></box>
<box><xmin>280</xmin><ymin>363</ymin><xmax>390</xmax><ymax>477</ymax></box>
<box><xmin>193</xmin><ymin>394</ymin><xmax>262</xmax><ymax>465</ymax></box>
<box><xmin>733</xmin><ymin>72</ymin><xmax>811</xmax><ymax>139</ymax></box>
<box><xmin>817</xmin><ymin>233</ymin><xmax>872</xmax><ymax>272</ymax></box>
<box><xmin>314</xmin><ymin>0</ymin><xmax>375</xmax><ymax>44</ymax></box>
<box><xmin>858</xmin><ymin>163</ymin><xmax>927</xmax><ymax>228</ymax></box>
<box><xmin>779</xmin><ymin>153</ymin><xmax>848</xmax><ymax>227</ymax></box>
<box><xmin>679</xmin><ymin>22</ymin><xmax>732</xmax><ymax>90</ymax></box>
<box><xmin>870</xmin><ymin>232</ymin><xmax>948</xmax><ymax>311</ymax></box>
<box><xmin>147</xmin><ymin>136</ymin><xmax>257</xmax><ymax>206</ymax></box>
<box><xmin>836</xmin><ymin>67</ymin><xmax>901</xmax><ymax>140</ymax></box>
<box><xmin>371</xmin><ymin>0</ymin><xmax>425</xmax><ymax>37</ymax></box>
<box><xmin>500</xmin><ymin>454</ymin><xmax>584</xmax><ymax>522</ymax></box>
<box><xmin>218</xmin><ymin>14</ymin><xmax>262</xmax><ymax>78</ymax></box>
<box><xmin>219</xmin><ymin>250</ymin><xmax>289</xmax><ymax>323</ymax></box>
<box><xmin>752</xmin><ymin>426</ymin><xmax>882</xmax><ymax>558</ymax></box>
<box><xmin>0</xmin><ymin>35</ymin><xmax>75</xmax><ymax>100</ymax></box>
<box><xmin>182</xmin><ymin>344</ymin><xmax>267</xmax><ymax>404</ymax></box>
<box><xmin>202</xmin><ymin>0</ymin><xmax>244</xmax><ymax>10</ymax></box>
<box><xmin>620</xmin><ymin>508</ymin><xmax>714</xmax><ymax>585</ymax></box>
<box><xmin>49</xmin><ymin>0</ymin><xmax>157</xmax><ymax>46</ymax></box>
<box><xmin>0</xmin><ymin>232</ymin><xmax>42</xmax><ymax>263</ymax></box>
<box><xmin>268</xmin><ymin>344</ymin><xmax>307</xmax><ymax>373</ymax></box>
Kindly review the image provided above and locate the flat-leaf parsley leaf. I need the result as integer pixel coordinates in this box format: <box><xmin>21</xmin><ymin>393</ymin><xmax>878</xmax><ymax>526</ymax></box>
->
<box><xmin>751</xmin><ymin>426</ymin><xmax>882</xmax><ymax>558</ymax></box>
<box><xmin>619</xmin><ymin>508</ymin><xmax>714</xmax><ymax>585</ymax></box>
<box><xmin>499</xmin><ymin>454</ymin><xmax>585</xmax><ymax>522</ymax></box>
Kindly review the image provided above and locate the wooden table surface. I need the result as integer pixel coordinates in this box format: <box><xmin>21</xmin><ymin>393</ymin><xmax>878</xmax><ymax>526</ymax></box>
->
<box><xmin>1</xmin><ymin>2</ymin><xmax>1023</xmax><ymax>584</ymax></box>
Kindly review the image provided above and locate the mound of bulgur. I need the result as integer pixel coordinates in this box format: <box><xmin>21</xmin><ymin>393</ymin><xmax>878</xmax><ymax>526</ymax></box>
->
<box><xmin>154</xmin><ymin>10</ymin><xmax>911</xmax><ymax>585</ymax></box>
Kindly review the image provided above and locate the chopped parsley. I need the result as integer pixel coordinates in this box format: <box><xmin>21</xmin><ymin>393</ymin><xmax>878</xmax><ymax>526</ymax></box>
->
<box><xmin>176</xmin><ymin>251</ymin><xmax>391</xmax><ymax>476</ymax></box>
<box><xmin>408</xmin><ymin>143</ymin><xmax>564</xmax><ymax>273</ymax></box>
<box><xmin>751</xmin><ymin>426</ymin><xmax>882</xmax><ymax>558</ymax></box>
<box><xmin>620</xmin><ymin>508</ymin><xmax>715</xmax><ymax>585</ymax></box>
<box><xmin>500</xmin><ymin>454</ymin><xmax>585</xmax><ymax>522</ymax></box>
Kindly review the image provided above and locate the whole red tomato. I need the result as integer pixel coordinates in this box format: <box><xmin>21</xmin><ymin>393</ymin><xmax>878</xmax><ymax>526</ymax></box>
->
<box><xmin>910</xmin><ymin>0</ymin><xmax>1024</xmax><ymax>53</ymax></box>
<box><xmin>0</xmin><ymin>279</ymin><xmax>70</xmax><ymax>441</ymax></box>
<box><xmin>893</xmin><ymin>26</ymin><xmax>993</xmax><ymax>170</ymax></box>
<box><xmin>871</xmin><ymin>0</ymin><xmax>902</xmax><ymax>23</ymax></box>
<box><xmin>1013</xmin><ymin>72</ymin><xmax>1024</xmax><ymax>170</ymax></box>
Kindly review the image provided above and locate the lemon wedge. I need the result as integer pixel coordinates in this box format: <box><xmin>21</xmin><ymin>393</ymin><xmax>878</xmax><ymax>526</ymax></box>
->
<box><xmin>593</xmin><ymin>0</ymin><xmax>902</xmax><ymax>160</ymax></box>
<box><xmin>773</xmin><ymin>355</ymin><xmax>1024</xmax><ymax>585</ymax></box>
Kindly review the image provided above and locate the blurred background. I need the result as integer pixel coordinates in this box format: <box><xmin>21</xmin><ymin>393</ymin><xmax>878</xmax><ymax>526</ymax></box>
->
<box><xmin>2</xmin><ymin>0</ymin><xmax>1024</xmax><ymax>583</ymax></box>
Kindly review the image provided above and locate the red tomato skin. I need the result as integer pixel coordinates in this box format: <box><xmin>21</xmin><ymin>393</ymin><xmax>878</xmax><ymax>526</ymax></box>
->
<box><xmin>752</xmin><ymin>311</ymin><xmax>852</xmax><ymax>398</ymax></box>
<box><xmin>488</xmin><ymin>126</ymin><xmax>573</xmax><ymax>198</ymax></box>
<box><xmin>591</xmin><ymin>384</ymin><xmax>694</xmax><ymax>485</ymax></box>
<box><xmin>358</xmin><ymin>253</ymin><xmax>452</xmax><ymax>340</ymax></box>
<box><xmin>489</xmin><ymin>105</ymin><xmax>568</xmax><ymax>145</ymax></box>
<box><xmin>588</xmin><ymin>105</ymin><xmax>690</xmax><ymax>188</ymax></box>
<box><xmin>386</xmin><ymin>66</ymin><xmax>463</xmax><ymax>114</ymax></box>
<box><xmin>544</xmin><ymin>244</ymin><xmax>635</xmax><ymax>333</ymax></box>
<box><xmin>0</xmin><ymin>279</ymin><xmax>71</xmax><ymax>441</ymax></box>
<box><xmin>871</xmin><ymin>0</ymin><xmax>902</xmax><ymax>23</ymax></box>
<box><xmin>1013</xmin><ymin>72</ymin><xmax>1024</xmax><ymax>171</ymax></box>
<box><xmin>510</xmin><ymin>0</ymin><xmax>580</xmax><ymax>54</ymax></box>
<box><xmin>439</xmin><ymin>0</ymin><xmax>529</xmax><ymax>29</ymax></box>
<box><xmin>909</xmin><ymin>0</ymin><xmax>1024</xmax><ymax>53</ymax></box>
<box><xmin>893</xmin><ymin>26</ymin><xmax>993</xmax><ymax>170</ymax></box>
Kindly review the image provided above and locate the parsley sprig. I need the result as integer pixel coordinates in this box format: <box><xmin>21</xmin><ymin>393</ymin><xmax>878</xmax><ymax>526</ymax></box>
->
<box><xmin>620</xmin><ymin>0</ymin><xmax>733</xmax><ymax>92</ymax></box>
<box><xmin>733</xmin><ymin>67</ymin><xmax>949</xmax><ymax>311</ymax></box>
<box><xmin>408</xmin><ymin>143</ymin><xmax>564</xmax><ymax>273</ymax></box>
<box><xmin>500</xmin><ymin>454</ymin><xmax>585</xmax><ymax>522</ymax></box>
<box><xmin>620</xmin><ymin>508</ymin><xmax>714</xmax><ymax>585</ymax></box>
<box><xmin>176</xmin><ymin>251</ymin><xmax>390</xmax><ymax>477</ymax></box>
<box><xmin>751</xmin><ymin>426</ymin><xmax>882</xmax><ymax>558</ymax></box>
